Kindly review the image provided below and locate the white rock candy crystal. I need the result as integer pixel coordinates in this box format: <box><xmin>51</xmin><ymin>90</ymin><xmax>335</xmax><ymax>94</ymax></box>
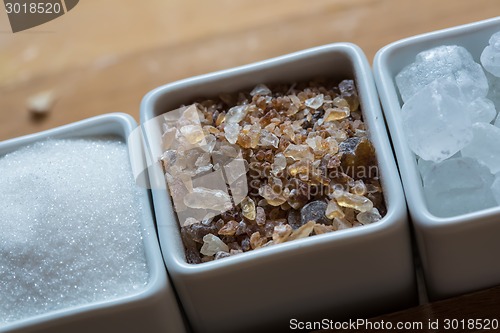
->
<box><xmin>397</xmin><ymin>40</ymin><xmax>500</xmax><ymax>217</ymax></box>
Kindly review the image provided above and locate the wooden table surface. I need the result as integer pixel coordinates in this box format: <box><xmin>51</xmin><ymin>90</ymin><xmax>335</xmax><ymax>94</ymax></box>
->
<box><xmin>1</xmin><ymin>0</ymin><xmax>500</xmax><ymax>330</ymax></box>
<box><xmin>1</xmin><ymin>0</ymin><xmax>499</xmax><ymax>142</ymax></box>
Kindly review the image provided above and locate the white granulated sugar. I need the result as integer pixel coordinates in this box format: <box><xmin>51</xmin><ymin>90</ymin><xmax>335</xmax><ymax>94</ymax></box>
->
<box><xmin>0</xmin><ymin>139</ymin><xmax>149</xmax><ymax>326</ymax></box>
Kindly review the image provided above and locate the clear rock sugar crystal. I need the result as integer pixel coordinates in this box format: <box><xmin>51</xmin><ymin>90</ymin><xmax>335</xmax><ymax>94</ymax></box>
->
<box><xmin>0</xmin><ymin>139</ymin><xmax>149</xmax><ymax>326</ymax></box>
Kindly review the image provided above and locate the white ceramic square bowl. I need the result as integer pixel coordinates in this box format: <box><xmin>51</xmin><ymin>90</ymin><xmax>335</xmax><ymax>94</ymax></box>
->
<box><xmin>141</xmin><ymin>43</ymin><xmax>417</xmax><ymax>333</ymax></box>
<box><xmin>374</xmin><ymin>17</ymin><xmax>500</xmax><ymax>301</ymax></box>
<box><xmin>0</xmin><ymin>114</ymin><xmax>186</xmax><ymax>333</ymax></box>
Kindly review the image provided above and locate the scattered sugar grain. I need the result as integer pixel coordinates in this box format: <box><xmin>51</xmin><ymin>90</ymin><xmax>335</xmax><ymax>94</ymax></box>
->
<box><xmin>0</xmin><ymin>139</ymin><xmax>149</xmax><ymax>326</ymax></box>
<box><xmin>27</xmin><ymin>90</ymin><xmax>55</xmax><ymax>116</ymax></box>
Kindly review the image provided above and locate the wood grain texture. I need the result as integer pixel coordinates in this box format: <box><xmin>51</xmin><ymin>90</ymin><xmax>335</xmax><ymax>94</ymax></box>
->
<box><xmin>0</xmin><ymin>0</ymin><xmax>499</xmax><ymax>141</ymax></box>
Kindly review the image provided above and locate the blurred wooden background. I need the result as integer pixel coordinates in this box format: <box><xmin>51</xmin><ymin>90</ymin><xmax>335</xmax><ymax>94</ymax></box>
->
<box><xmin>0</xmin><ymin>0</ymin><xmax>499</xmax><ymax>141</ymax></box>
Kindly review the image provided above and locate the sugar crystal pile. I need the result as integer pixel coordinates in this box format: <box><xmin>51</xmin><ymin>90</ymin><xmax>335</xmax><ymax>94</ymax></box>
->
<box><xmin>396</xmin><ymin>33</ymin><xmax>500</xmax><ymax>217</ymax></box>
<box><xmin>159</xmin><ymin>79</ymin><xmax>386</xmax><ymax>263</ymax></box>
<box><xmin>0</xmin><ymin>139</ymin><xmax>149</xmax><ymax>326</ymax></box>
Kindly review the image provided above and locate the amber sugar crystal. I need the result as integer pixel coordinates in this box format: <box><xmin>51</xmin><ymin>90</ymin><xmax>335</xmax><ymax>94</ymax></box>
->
<box><xmin>160</xmin><ymin>79</ymin><xmax>386</xmax><ymax>264</ymax></box>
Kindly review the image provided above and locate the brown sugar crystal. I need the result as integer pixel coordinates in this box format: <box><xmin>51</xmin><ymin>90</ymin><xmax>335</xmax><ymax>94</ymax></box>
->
<box><xmin>160</xmin><ymin>79</ymin><xmax>386</xmax><ymax>264</ymax></box>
